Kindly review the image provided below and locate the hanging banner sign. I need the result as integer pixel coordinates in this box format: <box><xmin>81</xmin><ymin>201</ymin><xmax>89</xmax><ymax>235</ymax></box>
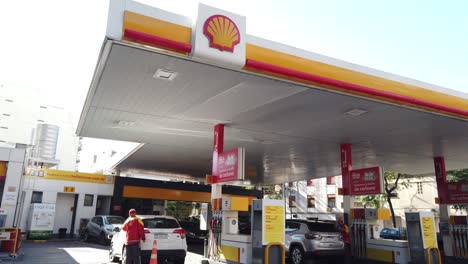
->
<box><xmin>349</xmin><ymin>167</ymin><xmax>384</xmax><ymax>196</ymax></box>
<box><xmin>214</xmin><ymin>148</ymin><xmax>245</xmax><ymax>184</ymax></box>
<box><xmin>434</xmin><ymin>157</ymin><xmax>468</xmax><ymax>204</ymax></box>
<box><xmin>445</xmin><ymin>182</ymin><xmax>468</xmax><ymax>204</ymax></box>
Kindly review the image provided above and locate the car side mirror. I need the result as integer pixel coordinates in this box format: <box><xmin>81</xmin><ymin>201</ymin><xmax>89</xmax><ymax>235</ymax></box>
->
<box><xmin>113</xmin><ymin>227</ymin><xmax>121</xmax><ymax>232</ymax></box>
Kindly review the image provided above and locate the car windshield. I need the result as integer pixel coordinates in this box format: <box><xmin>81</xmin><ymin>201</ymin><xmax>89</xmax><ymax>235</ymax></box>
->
<box><xmin>105</xmin><ymin>216</ymin><xmax>125</xmax><ymax>225</ymax></box>
<box><xmin>307</xmin><ymin>222</ymin><xmax>339</xmax><ymax>233</ymax></box>
<box><xmin>143</xmin><ymin>218</ymin><xmax>180</xmax><ymax>229</ymax></box>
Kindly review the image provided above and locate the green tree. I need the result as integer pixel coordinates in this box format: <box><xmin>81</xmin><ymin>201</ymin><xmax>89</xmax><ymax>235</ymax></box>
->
<box><xmin>165</xmin><ymin>201</ymin><xmax>195</xmax><ymax>220</ymax></box>
<box><xmin>262</xmin><ymin>184</ymin><xmax>283</xmax><ymax>199</ymax></box>
<box><xmin>360</xmin><ymin>194</ymin><xmax>386</xmax><ymax>209</ymax></box>
<box><xmin>357</xmin><ymin>171</ymin><xmax>410</xmax><ymax>228</ymax></box>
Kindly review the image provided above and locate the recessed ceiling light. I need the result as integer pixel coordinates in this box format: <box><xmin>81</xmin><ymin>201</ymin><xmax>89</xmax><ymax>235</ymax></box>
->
<box><xmin>345</xmin><ymin>108</ymin><xmax>368</xmax><ymax>116</ymax></box>
<box><xmin>115</xmin><ymin>120</ymin><xmax>135</xmax><ymax>127</ymax></box>
<box><xmin>153</xmin><ymin>69</ymin><xmax>177</xmax><ymax>81</ymax></box>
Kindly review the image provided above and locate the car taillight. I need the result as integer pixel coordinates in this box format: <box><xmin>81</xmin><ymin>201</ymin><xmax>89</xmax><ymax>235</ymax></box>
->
<box><xmin>144</xmin><ymin>229</ymin><xmax>150</xmax><ymax>234</ymax></box>
<box><xmin>173</xmin><ymin>229</ymin><xmax>186</xmax><ymax>239</ymax></box>
<box><xmin>305</xmin><ymin>233</ymin><xmax>321</xmax><ymax>240</ymax></box>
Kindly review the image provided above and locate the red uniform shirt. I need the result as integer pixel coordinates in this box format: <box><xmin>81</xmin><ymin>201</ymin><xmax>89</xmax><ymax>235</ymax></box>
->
<box><xmin>339</xmin><ymin>222</ymin><xmax>350</xmax><ymax>244</ymax></box>
<box><xmin>122</xmin><ymin>216</ymin><xmax>145</xmax><ymax>245</ymax></box>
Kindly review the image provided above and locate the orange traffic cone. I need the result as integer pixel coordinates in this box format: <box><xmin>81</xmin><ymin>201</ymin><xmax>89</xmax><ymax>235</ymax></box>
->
<box><xmin>149</xmin><ymin>240</ymin><xmax>158</xmax><ymax>264</ymax></box>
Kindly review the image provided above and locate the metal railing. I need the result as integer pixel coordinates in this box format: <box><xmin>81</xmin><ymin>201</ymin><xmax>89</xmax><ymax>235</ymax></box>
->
<box><xmin>426</xmin><ymin>247</ymin><xmax>442</xmax><ymax>264</ymax></box>
<box><xmin>264</xmin><ymin>242</ymin><xmax>285</xmax><ymax>264</ymax></box>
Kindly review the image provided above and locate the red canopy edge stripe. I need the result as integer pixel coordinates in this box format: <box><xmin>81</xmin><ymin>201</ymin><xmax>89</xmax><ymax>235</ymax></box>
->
<box><xmin>245</xmin><ymin>59</ymin><xmax>468</xmax><ymax>118</ymax></box>
<box><xmin>124</xmin><ymin>29</ymin><xmax>193</xmax><ymax>53</ymax></box>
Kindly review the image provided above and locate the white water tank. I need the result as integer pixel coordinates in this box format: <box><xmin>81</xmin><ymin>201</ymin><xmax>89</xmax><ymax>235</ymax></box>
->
<box><xmin>34</xmin><ymin>124</ymin><xmax>59</xmax><ymax>160</ymax></box>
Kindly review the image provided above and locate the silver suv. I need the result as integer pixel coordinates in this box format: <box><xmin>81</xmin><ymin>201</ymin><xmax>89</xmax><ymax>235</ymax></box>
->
<box><xmin>84</xmin><ymin>215</ymin><xmax>125</xmax><ymax>244</ymax></box>
<box><xmin>285</xmin><ymin>219</ymin><xmax>344</xmax><ymax>264</ymax></box>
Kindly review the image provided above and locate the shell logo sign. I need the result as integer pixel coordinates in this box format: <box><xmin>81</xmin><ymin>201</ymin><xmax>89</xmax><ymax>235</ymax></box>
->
<box><xmin>194</xmin><ymin>4</ymin><xmax>246</xmax><ymax>68</ymax></box>
<box><xmin>203</xmin><ymin>15</ymin><xmax>240</xmax><ymax>52</ymax></box>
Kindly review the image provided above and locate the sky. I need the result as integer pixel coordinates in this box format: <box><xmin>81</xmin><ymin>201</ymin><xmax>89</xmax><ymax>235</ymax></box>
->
<box><xmin>1</xmin><ymin>0</ymin><xmax>467</xmax><ymax>123</ymax></box>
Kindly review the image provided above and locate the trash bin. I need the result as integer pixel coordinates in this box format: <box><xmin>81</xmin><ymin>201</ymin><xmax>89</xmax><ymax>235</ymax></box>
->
<box><xmin>58</xmin><ymin>228</ymin><xmax>67</xmax><ymax>239</ymax></box>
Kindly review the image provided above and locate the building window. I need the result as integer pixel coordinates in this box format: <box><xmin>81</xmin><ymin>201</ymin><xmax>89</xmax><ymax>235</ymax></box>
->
<box><xmin>84</xmin><ymin>194</ymin><xmax>94</xmax><ymax>206</ymax></box>
<box><xmin>31</xmin><ymin>191</ymin><xmax>43</xmax><ymax>203</ymax></box>
<box><xmin>307</xmin><ymin>195</ymin><xmax>315</xmax><ymax>208</ymax></box>
<box><xmin>289</xmin><ymin>196</ymin><xmax>296</xmax><ymax>208</ymax></box>
<box><xmin>327</xmin><ymin>195</ymin><xmax>336</xmax><ymax>208</ymax></box>
<box><xmin>417</xmin><ymin>182</ymin><xmax>423</xmax><ymax>194</ymax></box>
<box><xmin>93</xmin><ymin>155</ymin><xmax>97</xmax><ymax>164</ymax></box>
<box><xmin>327</xmin><ymin>176</ymin><xmax>336</xmax><ymax>185</ymax></box>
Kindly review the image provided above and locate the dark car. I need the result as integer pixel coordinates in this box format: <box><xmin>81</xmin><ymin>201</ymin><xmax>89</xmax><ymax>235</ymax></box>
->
<box><xmin>380</xmin><ymin>227</ymin><xmax>407</xmax><ymax>240</ymax></box>
<box><xmin>179</xmin><ymin>220</ymin><xmax>208</xmax><ymax>243</ymax></box>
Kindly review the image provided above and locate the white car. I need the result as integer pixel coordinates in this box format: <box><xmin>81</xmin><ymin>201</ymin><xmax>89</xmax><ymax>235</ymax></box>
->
<box><xmin>109</xmin><ymin>215</ymin><xmax>187</xmax><ymax>264</ymax></box>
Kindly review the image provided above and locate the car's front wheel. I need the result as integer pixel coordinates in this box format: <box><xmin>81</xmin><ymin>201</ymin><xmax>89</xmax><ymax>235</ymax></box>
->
<box><xmin>122</xmin><ymin>246</ymin><xmax>127</xmax><ymax>264</ymax></box>
<box><xmin>109</xmin><ymin>243</ymin><xmax>119</xmax><ymax>263</ymax></box>
<box><xmin>84</xmin><ymin>231</ymin><xmax>90</xmax><ymax>242</ymax></box>
<box><xmin>289</xmin><ymin>246</ymin><xmax>305</xmax><ymax>264</ymax></box>
<box><xmin>99</xmin><ymin>232</ymin><xmax>108</xmax><ymax>245</ymax></box>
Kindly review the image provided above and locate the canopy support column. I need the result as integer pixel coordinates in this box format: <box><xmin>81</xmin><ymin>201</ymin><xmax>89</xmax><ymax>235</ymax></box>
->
<box><xmin>434</xmin><ymin>157</ymin><xmax>453</xmax><ymax>256</ymax></box>
<box><xmin>341</xmin><ymin>143</ymin><xmax>353</xmax><ymax>225</ymax></box>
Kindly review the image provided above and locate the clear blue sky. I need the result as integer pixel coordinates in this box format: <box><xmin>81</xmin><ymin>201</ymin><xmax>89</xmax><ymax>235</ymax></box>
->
<box><xmin>1</xmin><ymin>0</ymin><xmax>467</xmax><ymax>115</ymax></box>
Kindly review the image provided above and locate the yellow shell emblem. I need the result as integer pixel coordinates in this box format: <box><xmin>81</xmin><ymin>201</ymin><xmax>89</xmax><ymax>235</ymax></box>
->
<box><xmin>203</xmin><ymin>15</ymin><xmax>240</xmax><ymax>52</ymax></box>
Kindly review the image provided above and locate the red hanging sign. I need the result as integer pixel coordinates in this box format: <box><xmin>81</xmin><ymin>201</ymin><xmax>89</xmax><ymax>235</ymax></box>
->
<box><xmin>214</xmin><ymin>148</ymin><xmax>245</xmax><ymax>184</ymax></box>
<box><xmin>349</xmin><ymin>167</ymin><xmax>384</xmax><ymax>196</ymax></box>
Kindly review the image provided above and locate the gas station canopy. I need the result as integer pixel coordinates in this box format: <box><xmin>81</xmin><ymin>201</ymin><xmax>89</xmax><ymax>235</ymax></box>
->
<box><xmin>77</xmin><ymin>1</ymin><xmax>468</xmax><ymax>184</ymax></box>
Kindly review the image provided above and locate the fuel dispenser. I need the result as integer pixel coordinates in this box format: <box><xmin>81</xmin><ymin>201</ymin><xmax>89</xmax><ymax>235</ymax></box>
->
<box><xmin>251</xmin><ymin>199</ymin><xmax>285</xmax><ymax>264</ymax></box>
<box><xmin>350</xmin><ymin>208</ymin><xmax>367</xmax><ymax>259</ymax></box>
<box><xmin>365</xmin><ymin>209</ymin><xmax>410</xmax><ymax>264</ymax></box>
<box><xmin>449</xmin><ymin>215</ymin><xmax>468</xmax><ymax>259</ymax></box>
<box><xmin>209</xmin><ymin>197</ymin><xmax>252</xmax><ymax>263</ymax></box>
<box><xmin>405</xmin><ymin>212</ymin><xmax>440</xmax><ymax>264</ymax></box>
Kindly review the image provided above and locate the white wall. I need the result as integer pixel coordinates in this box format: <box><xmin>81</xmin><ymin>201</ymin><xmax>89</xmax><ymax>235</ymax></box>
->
<box><xmin>286</xmin><ymin>177</ymin><xmax>343</xmax><ymax>220</ymax></box>
<box><xmin>73</xmin><ymin>193</ymin><xmax>97</xmax><ymax>235</ymax></box>
<box><xmin>20</xmin><ymin>177</ymin><xmax>114</xmax><ymax>234</ymax></box>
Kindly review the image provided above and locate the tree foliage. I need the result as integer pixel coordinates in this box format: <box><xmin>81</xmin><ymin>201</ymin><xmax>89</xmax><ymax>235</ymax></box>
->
<box><xmin>166</xmin><ymin>201</ymin><xmax>198</xmax><ymax>220</ymax></box>
<box><xmin>262</xmin><ymin>184</ymin><xmax>283</xmax><ymax>200</ymax></box>
<box><xmin>357</xmin><ymin>171</ymin><xmax>411</xmax><ymax>228</ymax></box>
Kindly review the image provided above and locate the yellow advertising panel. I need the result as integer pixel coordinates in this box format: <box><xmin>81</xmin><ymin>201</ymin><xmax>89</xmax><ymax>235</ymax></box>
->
<box><xmin>0</xmin><ymin>162</ymin><xmax>6</xmax><ymax>178</ymax></box>
<box><xmin>264</xmin><ymin>205</ymin><xmax>285</xmax><ymax>244</ymax></box>
<box><xmin>421</xmin><ymin>216</ymin><xmax>437</xmax><ymax>248</ymax></box>
<box><xmin>27</xmin><ymin>169</ymin><xmax>114</xmax><ymax>184</ymax></box>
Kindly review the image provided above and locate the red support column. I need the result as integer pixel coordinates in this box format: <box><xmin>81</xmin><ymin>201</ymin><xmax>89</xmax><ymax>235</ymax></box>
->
<box><xmin>341</xmin><ymin>144</ymin><xmax>352</xmax><ymax>195</ymax></box>
<box><xmin>434</xmin><ymin>157</ymin><xmax>448</xmax><ymax>204</ymax></box>
<box><xmin>212</xmin><ymin>124</ymin><xmax>224</xmax><ymax>176</ymax></box>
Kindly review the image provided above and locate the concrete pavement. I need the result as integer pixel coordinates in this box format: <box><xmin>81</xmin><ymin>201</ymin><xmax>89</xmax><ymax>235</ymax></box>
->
<box><xmin>11</xmin><ymin>241</ymin><xmax>204</xmax><ymax>264</ymax></box>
